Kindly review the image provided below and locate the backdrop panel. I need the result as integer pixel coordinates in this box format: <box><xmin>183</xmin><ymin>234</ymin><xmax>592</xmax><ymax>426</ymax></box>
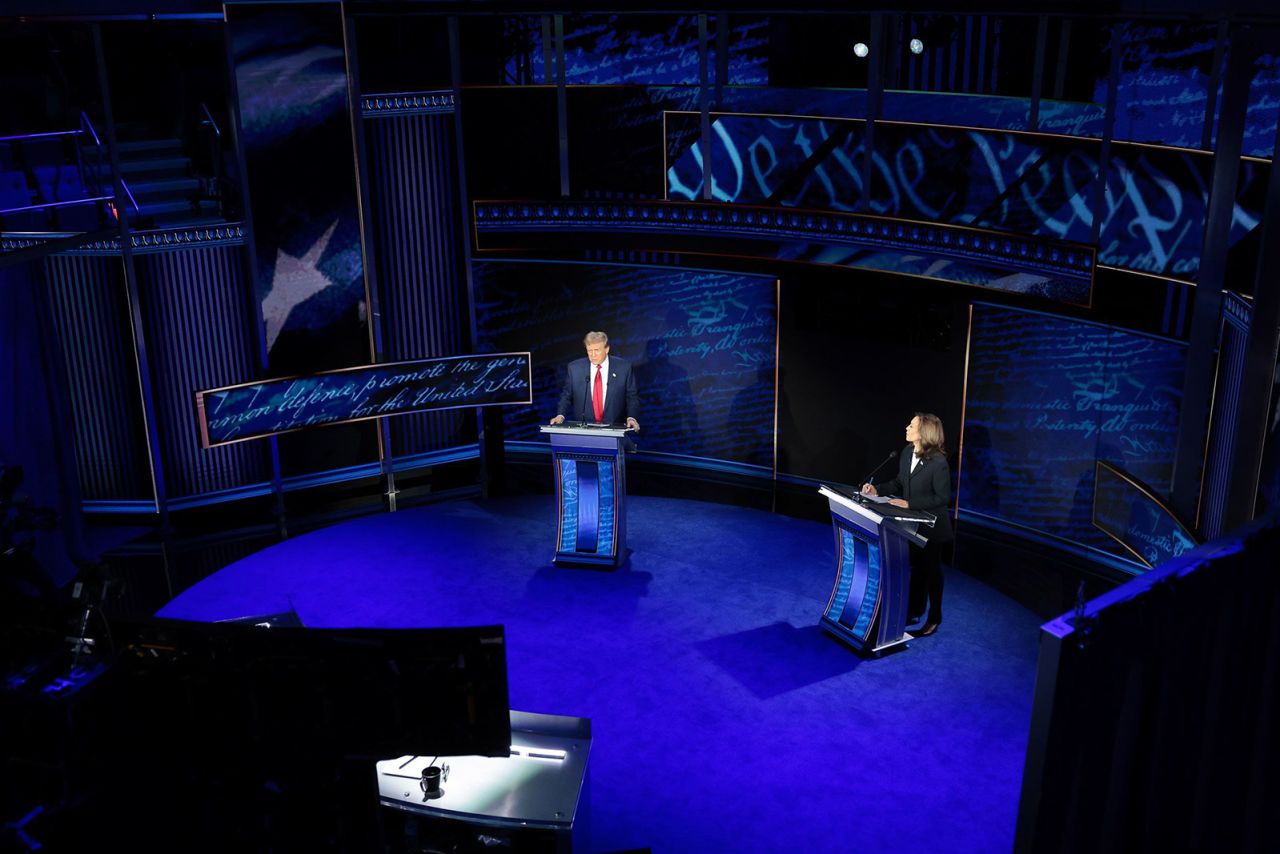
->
<box><xmin>228</xmin><ymin>2</ymin><xmax>376</xmax><ymax>476</ymax></box>
<box><xmin>958</xmin><ymin>303</ymin><xmax>1187</xmax><ymax>558</ymax></box>
<box><xmin>473</xmin><ymin>261</ymin><xmax>777</xmax><ymax>467</ymax></box>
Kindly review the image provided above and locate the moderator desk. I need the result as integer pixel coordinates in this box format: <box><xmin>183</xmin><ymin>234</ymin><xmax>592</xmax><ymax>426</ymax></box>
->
<box><xmin>377</xmin><ymin>710</ymin><xmax>591</xmax><ymax>853</ymax></box>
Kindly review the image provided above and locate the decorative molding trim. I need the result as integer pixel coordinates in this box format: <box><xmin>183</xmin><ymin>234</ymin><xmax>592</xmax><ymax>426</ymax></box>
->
<box><xmin>361</xmin><ymin>90</ymin><xmax>456</xmax><ymax>117</ymax></box>
<box><xmin>1221</xmin><ymin>290</ymin><xmax>1252</xmax><ymax>331</ymax></box>
<box><xmin>2</xmin><ymin>223</ymin><xmax>246</xmax><ymax>255</ymax></box>
<box><xmin>473</xmin><ymin>199</ymin><xmax>1096</xmax><ymax>284</ymax></box>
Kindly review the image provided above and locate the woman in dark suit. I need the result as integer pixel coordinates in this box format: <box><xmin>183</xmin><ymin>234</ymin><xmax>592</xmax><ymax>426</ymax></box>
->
<box><xmin>860</xmin><ymin>413</ymin><xmax>952</xmax><ymax>636</ymax></box>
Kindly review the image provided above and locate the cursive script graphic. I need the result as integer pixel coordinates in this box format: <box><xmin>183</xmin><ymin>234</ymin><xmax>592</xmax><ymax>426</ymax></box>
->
<box><xmin>473</xmin><ymin>262</ymin><xmax>776</xmax><ymax>466</ymax></box>
<box><xmin>1093</xmin><ymin>463</ymin><xmax>1198</xmax><ymax>567</ymax></box>
<box><xmin>959</xmin><ymin>305</ymin><xmax>1185</xmax><ymax>554</ymax></box>
<box><xmin>502</xmin><ymin>14</ymin><xmax>768</xmax><ymax>86</ymax></box>
<box><xmin>668</xmin><ymin>113</ymin><xmax>1264</xmax><ymax>282</ymax></box>
<box><xmin>198</xmin><ymin>353</ymin><xmax>532</xmax><ymax>446</ymax></box>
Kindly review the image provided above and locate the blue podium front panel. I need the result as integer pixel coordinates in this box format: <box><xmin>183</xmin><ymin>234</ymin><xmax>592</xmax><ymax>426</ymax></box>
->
<box><xmin>823</xmin><ymin>522</ymin><xmax>885</xmax><ymax>650</ymax></box>
<box><xmin>817</xmin><ymin>486</ymin><xmax>914</xmax><ymax>655</ymax></box>
<box><xmin>554</xmin><ymin>451</ymin><xmax>622</xmax><ymax>567</ymax></box>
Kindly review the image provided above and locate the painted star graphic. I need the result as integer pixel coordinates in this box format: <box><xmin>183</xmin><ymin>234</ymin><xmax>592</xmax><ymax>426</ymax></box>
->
<box><xmin>261</xmin><ymin>219</ymin><xmax>339</xmax><ymax>351</ymax></box>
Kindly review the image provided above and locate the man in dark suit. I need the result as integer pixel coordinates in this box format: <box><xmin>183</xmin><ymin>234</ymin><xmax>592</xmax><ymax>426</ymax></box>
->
<box><xmin>549</xmin><ymin>331</ymin><xmax>641</xmax><ymax>430</ymax></box>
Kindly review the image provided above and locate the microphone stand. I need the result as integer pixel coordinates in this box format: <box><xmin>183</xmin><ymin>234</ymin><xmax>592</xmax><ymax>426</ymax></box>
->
<box><xmin>860</xmin><ymin>450</ymin><xmax>899</xmax><ymax>489</ymax></box>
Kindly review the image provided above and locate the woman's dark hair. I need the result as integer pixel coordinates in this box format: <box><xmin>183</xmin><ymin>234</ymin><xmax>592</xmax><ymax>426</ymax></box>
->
<box><xmin>914</xmin><ymin>412</ymin><xmax>946</xmax><ymax>458</ymax></box>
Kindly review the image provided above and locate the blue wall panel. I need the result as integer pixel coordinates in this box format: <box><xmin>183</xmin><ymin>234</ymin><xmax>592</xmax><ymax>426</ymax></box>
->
<box><xmin>365</xmin><ymin>111</ymin><xmax>473</xmax><ymax>457</ymax></box>
<box><xmin>43</xmin><ymin>255</ymin><xmax>153</xmax><ymax>502</ymax></box>
<box><xmin>959</xmin><ymin>304</ymin><xmax>1187</xmax><ymax>554</ymax></box>
<box><xmin>136</xmin><ymin>245</ymin><xmax>269</xmax><ymax>499</ymax></box>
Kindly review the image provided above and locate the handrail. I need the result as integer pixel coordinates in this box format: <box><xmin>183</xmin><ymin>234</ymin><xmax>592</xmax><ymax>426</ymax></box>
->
<box><xmin>119</xmin><ymin>178</ymin><xmax>140</xmax><ymax>213</ymax></box>
<box><xmin>0</xmin><ymin>128</ymin><xmax>83</xmax><ymax>143</ymax></box>
<box><xmin>79</xmin><ymin>111</ymin><xmax>101</xmax><ymax>147</ymax></box>
<box><xmin>1</xmin><ymin>196</ymin><xmax>113</xmax><ymax>215</ymax></box>
<box><xmin>78</xmin><ymin>112</ymin><xmax>138</xmax><ymax>213</ymax></box>
<box><xmin>197</xmin><ymin>102</ymin><xmax>224</xmax><ymax>218</ymax></box>
<box><xmin>0</xmin><ymin>110</ymin><xmax>140</xmax><ymax>223</ymax></box>
<box><xmin>199</xmin><ymin>103</ymin><xmax>221</xmax><ymax>139</ymax></box>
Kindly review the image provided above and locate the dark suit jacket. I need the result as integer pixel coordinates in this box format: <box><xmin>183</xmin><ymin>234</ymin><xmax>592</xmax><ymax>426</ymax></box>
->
<box><xmin>876</xmin><ymin>444</ymin><xmax>953</xmax><ymax>542</ymax></box>
<box><xmin>556</xmin><ymin>356</ymin><xmax>641</xmax><ymax>425</ymax></box>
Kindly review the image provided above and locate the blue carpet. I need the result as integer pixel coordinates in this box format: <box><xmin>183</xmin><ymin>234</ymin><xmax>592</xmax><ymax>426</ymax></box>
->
<box><xmin>159</xmin><ymin>495</ymin><xmax>1041</xmax><ymax>853</ymax></box>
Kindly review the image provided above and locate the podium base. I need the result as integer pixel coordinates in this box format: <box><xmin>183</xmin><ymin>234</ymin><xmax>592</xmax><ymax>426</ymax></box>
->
<box><xmin>820</xmin><ymin>617</ymin><xmax>911</xmax><ymax>657</ymax></box>
<box><xmin>554</xmin><ymin>551</ymin><xmax>623</xmax><ymax>570</ymax></box>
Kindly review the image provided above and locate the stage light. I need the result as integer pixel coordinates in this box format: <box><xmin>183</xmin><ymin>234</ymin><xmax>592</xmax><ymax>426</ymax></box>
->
<box><xmin>909</xmin><ymin>38</ymin><xmax>924</xmax><ymax>54</ymax></box>
<box><xmin>853</xmin><ymin>42</ymin><xmax>869</xmax><ymax>58</ymax></box>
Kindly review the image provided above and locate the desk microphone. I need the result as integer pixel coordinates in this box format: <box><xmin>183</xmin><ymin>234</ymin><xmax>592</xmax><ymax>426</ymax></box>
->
<box><xmin>861</xmin><ymin>450</ymin><xmax>898</xmax><ymax>487</ymax></box>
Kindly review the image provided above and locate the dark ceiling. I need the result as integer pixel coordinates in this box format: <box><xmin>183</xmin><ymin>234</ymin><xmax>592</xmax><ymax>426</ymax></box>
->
<box><xmin>3</xmin><ymin>1</ymin><xmax>1280</xmax><ymax>25</ymax></box>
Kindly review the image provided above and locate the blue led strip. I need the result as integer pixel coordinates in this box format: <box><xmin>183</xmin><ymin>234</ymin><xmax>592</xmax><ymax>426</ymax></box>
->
<box><xmin>826</xmin><ymin>528</ymin><xmax>857</xmax><ymax>623</ymax></box>
<box><xmin>474</xmin><ymin>200</ymin><xmax>1094</xmax><ymax>284</ymax></box>
<box><xmin>559</xmin><ymin>459</ymin><xmax>578</xmax><ymax>553</ymax></box>
<box><xmin>837</xmin><ymin>537</ymin><xmax>868</xmax><ymax>633</ymax></box>
<box><xmin>852</xmin><ymin>539</ymin><xmax>882</xmax><ymax>641</ymax></box>
<box><xmin>576</xmin><ymin>461</ymin><xmax>601</xmax><ymax>554</ymax></box>
<box><xmin>597</xmin><ymin>460</ymin><xmax>616</xmax><ymax>554</ymax></box>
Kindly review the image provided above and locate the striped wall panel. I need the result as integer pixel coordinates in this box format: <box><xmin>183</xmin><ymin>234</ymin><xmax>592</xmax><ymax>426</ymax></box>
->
<box><xmin>135</xmin><ymin>245</ymin><xmax>269</xmax><ymax>498</ymax></box>
<box><xmin>1200</xmin><ymin>292</ymin><xmax>1252</xmax><ymax>539</ymax></box>
<box><xmin>364</xmin><ymin>111</ymin><xmax>474</xmax><ymax>458</ymax></box>
<box><xmin>42</xmin><ymin>255</ymin><xmax>153</xmax><ymax>502</ymax></box>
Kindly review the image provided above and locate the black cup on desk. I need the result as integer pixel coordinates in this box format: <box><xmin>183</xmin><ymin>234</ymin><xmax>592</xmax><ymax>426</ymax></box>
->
<box><xmin>420</xmin><ymin>764</ymin><xmax>446</xmax><ymax>800</ymax></box>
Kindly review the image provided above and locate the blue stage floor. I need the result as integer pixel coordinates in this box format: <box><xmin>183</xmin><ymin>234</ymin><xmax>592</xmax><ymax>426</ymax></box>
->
<box><xmin>159</xmin><ymin>494</ymin><xmax>1041</xmax><ymax>853</ymax></box>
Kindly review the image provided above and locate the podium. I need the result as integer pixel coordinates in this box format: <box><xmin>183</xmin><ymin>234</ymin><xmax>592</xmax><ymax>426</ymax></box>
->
<box><xmin>541</xmin><ymin>424</ymin><xmax>633</xmax><ymax>569</ymax></box>
<box><xmin>818</xmin><ymin>485</ymin><xmax>932</xmax><ymax>655</ymax></box>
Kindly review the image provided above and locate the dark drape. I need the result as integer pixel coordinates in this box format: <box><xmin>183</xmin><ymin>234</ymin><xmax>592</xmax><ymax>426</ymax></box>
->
<box><xmin>0</xmin><ymin>260</ymin><xmax>84</xmax><ymax>587</ymax></box>
<box><xmin>1016</xmin><ymin>512</ymin><xmax>1280</xmax><ymax>852</ymax></box>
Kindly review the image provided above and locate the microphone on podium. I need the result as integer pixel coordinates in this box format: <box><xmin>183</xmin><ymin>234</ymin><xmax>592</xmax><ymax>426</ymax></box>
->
<box><xmin>860</xmin><ymin>450</ymin><xmax>899</xmax><ymax>488</ymax></box>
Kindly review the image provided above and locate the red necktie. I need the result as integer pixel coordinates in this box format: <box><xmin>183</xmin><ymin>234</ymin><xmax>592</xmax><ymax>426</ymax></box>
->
<box><xmin>592</xmin><ymin>365</ymin><xmax>604</xmax><ymax>422</ymax></box>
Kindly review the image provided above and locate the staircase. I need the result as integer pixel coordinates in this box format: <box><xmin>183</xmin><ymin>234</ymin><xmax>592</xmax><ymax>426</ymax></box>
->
<box><xmin>101</xmin><ymin>134</ymin><xmax>223</xmax><ymax>229</ymax></box>
<box><xmin>2</xmin><ymin>118</ymin><xmax>227</xmax><ymax>236</ymax></box>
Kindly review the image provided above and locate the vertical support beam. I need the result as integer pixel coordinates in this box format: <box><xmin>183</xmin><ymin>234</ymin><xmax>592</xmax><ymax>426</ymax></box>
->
<box><xmin>699</xmin><ymin>14</ymin><xmax>712</xmax><ymax>201</ymax></box>
<box><xmin>990</xmin><ymin>17</ymin><xmax>1002</xmax><ymax>93</ymax></box>
<box><xmin>1202</xmin><ymin>21</ymin><xmax>1229</xmax><ymax>151</ymax></box>
<box><xmin>223</xmin><ymin>6</ymin><xmax>286</xmax><ymax>534</ymax></box>
<box><xmin>862</xmin><ymin>13</ymin><xmax>885</xmax><ymax>213</ymax></box>
<box><xmin>1052</xmin><ymin>18</ymin><xmax>1071</xmax><ymax>100</ymax></box>
<box><xmin>1171</xmin><ymin>26</ymin><xmax>1260</xmax><ymax>523</ymax></box>
<box><xmin>907</xmin><ymin>16</ymin><xmax>917</xmax><ymax>92</ymax></box>
<box><xmin>883</xmin><ymin>12</ymin><xmax>901</xmax><ymax>91</ymax></box>
<box><xmin>448</xmin><ymin>16</ymin><xmax>497</xmax><ymax>497</ymax></box>
<box><xmin>1089</xmin><ymin>25</ymin><xmax>1121</xmax><ymax>246</ymax></box>
<box><xmin>554</xmin><ymin>14</ymin><xmax>569</xmax><ymax>198</ymax></box>
<box><xmin>541</xmin><ymin>16</ymin><xmax>554</xmax><ymax>85</ymax></box>
<box><xmin>962</xmin><ymin>15</ymin><xmax>973</xmax><ymax>93</ymax></box>
<box><xmin>92</xmin><ymin>23</ymin><xmax>170</xmax><ymax>531</ymax></box>
<box><xmin>342</xmin><ymin>8</ymin><xmax>397</xmax><ymax>512</ymax></box>
<box><xmin>1224</xmin><ymin>95</ymin><xmax>1280</xmax><ymax>526</ymax></box>
<box><xmin>1029</xmin><ymin>15</ymin><xmax>1049</xmax><ymax>131</ymax></box>
<box><xmin>977</xmin><ymin>15</ymin><xmax>988</xmax><ymax>96</ymax></box>
<box><xmin>715</xmin><ymin>13</ymin><xmax>729</xmax><ymax>111</ymax></box>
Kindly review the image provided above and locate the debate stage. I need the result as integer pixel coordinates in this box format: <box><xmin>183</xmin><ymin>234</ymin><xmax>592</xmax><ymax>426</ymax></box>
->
<box><xmin>159</xmin><ymin>495</ymin><xmax>1041</xmax><ymax>852</ymax></box>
